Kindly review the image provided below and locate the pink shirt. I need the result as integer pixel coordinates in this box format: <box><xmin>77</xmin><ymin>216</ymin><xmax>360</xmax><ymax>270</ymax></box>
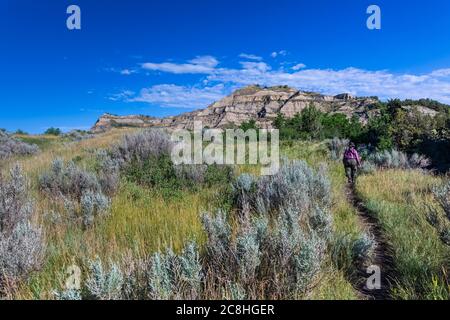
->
<box><xmin>344</xmin><ymin>147</ymin><xmax>361</xmax><ymax>164</ymax></box>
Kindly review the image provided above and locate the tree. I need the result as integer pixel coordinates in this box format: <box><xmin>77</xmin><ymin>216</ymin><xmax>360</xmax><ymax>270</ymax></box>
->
<box><xmin>239</xmin><ymin>119</ymin><xmax>258</xmax><ymax>131</ymax></box>
<box><xmin>44</xmin><ymin>127</ymin><xmax>62</xmax><ymax>136</ymax></box>
<box><xmin>300</xmin><ymin>104</ymin><xmax>323</xmax><ymax>139</ymax></box>
<box><xmin>15</xmin><ymin>129</ymin><xmax>28</xmax><ymax>135</ymax></box>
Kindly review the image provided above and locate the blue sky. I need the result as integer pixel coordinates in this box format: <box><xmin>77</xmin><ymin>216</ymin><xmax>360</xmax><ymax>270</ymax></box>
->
<box><xmin>1</xmin><ymin>0</ymin><xmax>450</xmax><ymax>133</ymax></box>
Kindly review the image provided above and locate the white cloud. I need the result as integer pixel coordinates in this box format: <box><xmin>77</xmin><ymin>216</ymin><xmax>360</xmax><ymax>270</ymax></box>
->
<box><xmin>271</xmin><ymin>50</ymin><xmax>288</xmax><ymax>58</ymax></box>
<box><xmin>129</xmin><ymin>84</ymin><xmax>228</xmax><ymax>108</ymax></box>
<box><xmin>239</xmin><ymin>53</ymin><xmax>263</xmax><ymax>61</ymax></box>
<box><xmin>141</xmin><ymin>55</ymin><xmax>219</xmax><ymax>74</ymax></box>
<box><xmin>239</xmin><ymin>61</ymin><xmax>271</xmax><ymax>72</ymax></box>
<box><xmin>108</xmin><ymin>90</ymin><xmax>135</xmax><ymax>101</ymax></box>
<box><xmin>292</xmin><ymin>63</ymin><xmax>306</xmax><ymax>71</ymax></box>
<box><xmin>207</xmin><ymin>66</ymin><xmax>450</xmax><ymax>103</ymax></box>
<box><xmin>120</xmin><ymin>69</ymin><xmax>135</xmax><ymax>75</ymax></box>
<box><xmin>121</xmin><ymin>54</ymin><xmax>450</xmax><ymax>106</ymax></box>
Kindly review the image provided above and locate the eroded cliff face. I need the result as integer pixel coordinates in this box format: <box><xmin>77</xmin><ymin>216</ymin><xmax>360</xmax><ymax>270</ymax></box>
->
<box><xmin>91</xmin><ymin>85</ymin><xmax>382</xmax><ymax>132</ymax></box>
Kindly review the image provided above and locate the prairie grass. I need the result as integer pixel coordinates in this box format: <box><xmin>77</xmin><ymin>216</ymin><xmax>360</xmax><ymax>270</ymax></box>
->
<box><xmin>6</xmin><ymin>133</ymin><xmax>427</xmax><ymax>300</ymax></box>
<box><xmin>357</xmin><ymin>170</ymin><xmax>450</xmax><ymax>299</ymax></box>
<box><xmin>281</xmin><ymin>141</ymin><xmax>365</xmax><ymax>299</ymax></box>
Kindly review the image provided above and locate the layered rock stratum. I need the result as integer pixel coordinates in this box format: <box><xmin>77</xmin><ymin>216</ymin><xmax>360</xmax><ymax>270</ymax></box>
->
<box><xmin>91</xmin><ymin>85</ymin><xmax>438</xmax><ymax>132</ymax></box>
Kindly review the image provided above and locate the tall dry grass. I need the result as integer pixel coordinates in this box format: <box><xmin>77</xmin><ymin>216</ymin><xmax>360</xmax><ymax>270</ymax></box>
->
<box><xmin>357</xmin><ymin>170</ymin><xmax>450</xmax><ymax>299</ymax></box>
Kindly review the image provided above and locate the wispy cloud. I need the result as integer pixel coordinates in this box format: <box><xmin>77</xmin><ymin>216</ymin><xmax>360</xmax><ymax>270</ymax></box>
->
<box><xmin>239</xmin><ymin>53</ymin><xmax>263</xmax><ymax>61</ymax></box>
<box><xmin>108</xmin><ymin>90</ymin><xmax>135</xmax><ymax>101</ymax></box>
<box><xmin>271</xmin><ymin>50</ymin><xmax>288</xmax><ymax>58</ymax></box>
<box><xmin>128</xmin><ymin>84</ymin><xmax>229</xmax><ymax>108</ymax></box>
<box><xmin>142</xmin><ymin>55</ymin><xmax>219</xmax><ymax>74</ymax></box>
<box><xmin>114</xmin><ymin>54</ymin><xmax>450</xmax><ymax>106</ymax></box>
<box><xmin>206</xmin><ymin>65</ymin><xmax>450</xmax><ymax>103</ymax></box>
<box><xmin>292</xmin><ymin>63</ymin><xmax>306</xmax><ymax>71</ymax></box>
<box><xmin>120</xmin><ymin>69</ymin><xmax>136</xmax><ymax>75</ymax></box>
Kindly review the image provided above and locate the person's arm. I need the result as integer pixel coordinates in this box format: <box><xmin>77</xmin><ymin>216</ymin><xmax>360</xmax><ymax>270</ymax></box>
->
<box><xmin>354</xmin><ymin>150</ymin><xmax>361</xmax><ymax>166</ymax></box>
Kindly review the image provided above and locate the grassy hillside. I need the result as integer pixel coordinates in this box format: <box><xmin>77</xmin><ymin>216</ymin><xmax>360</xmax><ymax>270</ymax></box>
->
<box><xmin>0</xmin><ymin>129</ymin><xmax>448</xmax><ymax>300</ymax></box>
<box><xmin>357</xmin><ymin>170</ymin><xmax>449</xmax><ymax>299</ymax></box>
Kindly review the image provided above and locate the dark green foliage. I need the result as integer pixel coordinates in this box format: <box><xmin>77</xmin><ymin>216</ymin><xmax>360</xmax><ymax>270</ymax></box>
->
<box><xmin>273</xmin><ymin>104</ymin><xmax>365</xmax><ymax>141</ymax></box>
<box><xmin>125</xmin><ymin>154</ymin><xmax>181</xmax><ymax>192</ymax></box>
<box><xmin>239</xmin><ymin>119</ymin><xmax>258</xmax><ymax>131</ymax></box>
<box><xmin>115</xmin><ymin>131</ymin><xmax>234</xmax><ymax>198</ymax></box>
<box><xmin>274</xmin><ymin>99</ymin><xmax>450</xmax><ymax>170</ymax></box>
<box><xmin>204</xmin><ymin>164</ymin><xmax>234</xmax><ymax>187</ymax></box>
<box><xmin>44</xmin><ymin>127</ymin><xmax>62</xmax><ymax>136</ymax></box>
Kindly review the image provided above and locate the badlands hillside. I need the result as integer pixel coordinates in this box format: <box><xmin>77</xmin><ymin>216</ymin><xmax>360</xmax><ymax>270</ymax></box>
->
<box><xmin>92</xmin><ymin>85</ymin><xmax>441</xmax><ymax>132</ymax></box>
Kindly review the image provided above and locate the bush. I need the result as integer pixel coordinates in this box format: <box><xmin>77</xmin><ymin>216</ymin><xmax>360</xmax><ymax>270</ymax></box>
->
<box><xmin>359</xmin><ymin>161</ymin><xmax>377</xmax><ymax>175</ymax></box>
<box><xmin>351</xmin><ymin>233</ymin><xmax>376</xmax><ymax>266</ymax></box>
<box><xmin>0</xmin><ymin>165</ymin><xmax>45</xmax><ymax>293</ymax></box>
<box><xmin>39</xmin><ymin>158</ymin><xmax>102</xmax><ymax>201</ymax></box>
<box><xmin>53</xmin><ymin>160</ymin><xmax>332</xmax><ymax>300</ymax></box>
<box><xmin>432</xmin><ymin>181</ymin><xmax>450</xmax><ymax>221</ymax></box>
<box><xmin>44</xmin><ymin>127</ymin><xmax>62</xmax><ymax>136</ymax></box>
<box><xmin>174</xmin><ymin>164</ymin><xmax>207</xmax><ymax>186</ymax></box>
<box><xmin>39</xmin><ymin>158</ymin><xmax>111</xmax><ymax>227</ymax></box>
<box><xmin>328</xmin><ymin>138</ymin><xmax>349</xmax><ymax>161</ymax></box>
<box><xmin>232</xmin><ymin>174</ymin><xmax>257</xmax><ymax>215</ymax></box>
<box><xmin>62</xmin><ymin>130</ymin><xmax>95</xmax><ymax>142</ymax></box>
<box><xmin>204</xmin><ymin>164</ymin><xmax>234</xmax><ymax>187</ymax></box>
<box><xmin>202</xmin><ymin>160</ymin><xmax>332</xmax><ymax>298</ymax></box>
<box><xmin>427</xmin><ymin>180</ymin><xmax>450</xmax><ymax>245</ymax></box>
<box><xmin>95</xmin><ymin>150</ymin><xmax>120</xmax><ymax>196</ymax></box>
<box><xmin>113</xmin><ymin>130</ymin><xmax>233</xmax><ymax>195</ymax></box>
<box><xmin>85</xmin><ymin>258</ymin><xmax>124</xmax><ymax>300</ymax></box>
<box><xmin>368</xmin><ymin>149</ymin><xmax>431</xmax><ymax>170</ymax></box>
<box><xmin>0</xmin><ymin>131</ymin><xmax>39</xmax><ymax>160</ymax></box>
<box><xmin>111</xmin><ymin>129</ymin><xmax>173</xmax><ymax>169</ymax></box>
<box><xmin>81</xmin><ymin>191</ymin><xmax>110</xmax><ymax>228</ymax></box>
<box><xmin>250</xmin><ymin>159</ymin><xmax>331</xmax><ymax>216</ymax></box>
<box><xmin>147</xmin><ymin>244</ymin><xmax>203</xmax><ymax>300</ymax></box>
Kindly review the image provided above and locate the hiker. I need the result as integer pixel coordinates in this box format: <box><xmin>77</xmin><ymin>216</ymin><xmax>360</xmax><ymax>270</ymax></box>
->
<box><xmin>343</xmin><ymin>142</ymin><xmax>361</xmax><ymax>184</ymax></box>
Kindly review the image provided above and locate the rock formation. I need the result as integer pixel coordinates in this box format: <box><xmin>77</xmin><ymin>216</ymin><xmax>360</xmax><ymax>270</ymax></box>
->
<box><xmin>91</xmin><ymin>85</ymin><xmax>438</xmax><ymax>132</ymax></box>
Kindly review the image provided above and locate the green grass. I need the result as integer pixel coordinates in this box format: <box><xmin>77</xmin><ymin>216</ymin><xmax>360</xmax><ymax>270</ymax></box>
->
<box><xmin>357</xmin><ymin>170</ymin><xmax>450</xmax><ymax>299</ymax></box>
<box><xmin>10</xmin><ymin>132</ymin><xmax>447</xmax><ymax>300</ymax></box>
<box><xmin>14</xmin><ymin>134</ymin><xmax>59</xmax><ymax>150</ymax></box>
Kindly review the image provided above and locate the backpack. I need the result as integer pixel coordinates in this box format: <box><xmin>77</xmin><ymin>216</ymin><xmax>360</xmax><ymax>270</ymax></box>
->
<box><xmin>343</xmin><ymin>148</ymin><xmax>355</xmax><ymax>160</ymax></box>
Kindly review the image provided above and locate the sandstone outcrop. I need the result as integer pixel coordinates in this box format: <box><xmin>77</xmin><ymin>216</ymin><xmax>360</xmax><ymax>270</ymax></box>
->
<box><xmin>91</xmin><ymin>85</ymin><xmax>438</xmax><ymax>132</ymax></box>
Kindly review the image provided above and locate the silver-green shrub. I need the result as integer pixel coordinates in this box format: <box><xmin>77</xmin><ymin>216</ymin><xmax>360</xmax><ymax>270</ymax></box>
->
<box><xmin>245</xmin><ymin>160</ymin><xmax>331</xmax><ymax>217</ymax></box>
<box><xmin>0</xmin><ymin>165</ymin><xmax>45</xmax><ymax>293</ymax></box>
<box><xmin>111</xmin><ymin>129</ymin><xmax>172</xmax><ymax>169</ymax></box>
<box><xmin>359</xmin><ymin>161</ymin><xmax>377</xmax><ymax>175</ymax></box>
<box><xmin>39</xmin><ymin>158</ymin><xmax>102</xmax><ymax>201</ymax></box>
<box><xmin>427</xmin><ymin>181</ymin><xmax>450</xmax><ymax>246</ymax></box>
<box><xmin>95</xmin><ymin>149</ymin><xmax>120</xmax><ymax>196</ymax></box>
<box><xmin>39</xmin><ymin>158</ymin><xmax>111</xmax><ymax>227</ymax></box>
<box><xmin>0</xmin><ymin>131</ymin><xmax>39</xmax><ymax>160</ymax></box>
<box><xmin>222</xmin><ymin>282</ymin><xmax>246</xmax><ymax>300</ymax></box>
<box><xmin>54</xmin><ymin>288</ymin><xmax>82</xmax><ymax>300</ymax></box>
<box><xmin>352</xmin><ymin>232</ymin><xmax>376</xmax><ymax>266</ymax></box>
<box><xmin>328</xmin><ymin>137</ymin><xmax>349</xmax><ymax>161</ymax></box>
<box><xmin>81</xmin><ymin>190</ymin><xmax>110</xmax><ymax>228</ymax></box>
<box><xmin>174</xmin><ymin>164</ymin><xmax>207</xmax><ymax>185</ymax></box>
<box><xmin>369</xmin><ymin>149</ymin><xmax>431</xmax><ymax>170</ymax></box>
<box><xmin>85</xmin><ymin>258</ymin><xmax>124</xmax><ymax>300</ymax></box>
<box><xmin>232</xmin><ymin>174</ymin><xmax>257</xmax><ymax>215</ymax></box>
<box><xmin>432</xmin><ymin>181</ymin><xmax>450</xmax><ymax>221</ymax></box>
<box><xmin>148</xmin><ymin>242</ymin><xmax>202</xmax><ymax>300</ymax></box>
